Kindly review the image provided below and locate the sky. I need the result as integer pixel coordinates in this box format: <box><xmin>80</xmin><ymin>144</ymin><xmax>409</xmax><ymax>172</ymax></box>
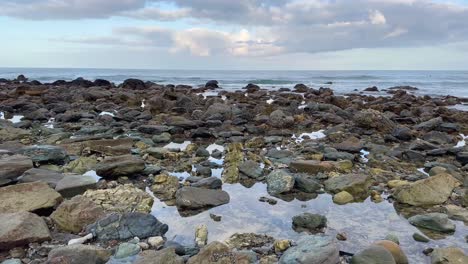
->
<box><xmin>1</xmin><ymin>0</ymin><xmax>468</xmax><ymax>70</ymax></box>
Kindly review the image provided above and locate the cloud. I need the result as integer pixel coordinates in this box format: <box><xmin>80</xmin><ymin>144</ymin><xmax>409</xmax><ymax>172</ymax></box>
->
<box><xmin>6</xmin><ymin>0</ymin><xmax>468</xmax><ymax>57</ymax></box>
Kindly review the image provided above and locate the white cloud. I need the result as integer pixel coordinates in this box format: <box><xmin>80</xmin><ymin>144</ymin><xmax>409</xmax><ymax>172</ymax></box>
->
<box><xmin>369</xmin><ymin>10</ymin><xmax>386</xmax><ymax>25</ymax></box>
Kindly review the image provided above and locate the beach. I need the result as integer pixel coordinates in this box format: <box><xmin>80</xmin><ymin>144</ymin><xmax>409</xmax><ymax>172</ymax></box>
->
<box><xmin>0</xmin><ymin>74</ymin><xmax>467</xmax><ymax>263</ymax></box>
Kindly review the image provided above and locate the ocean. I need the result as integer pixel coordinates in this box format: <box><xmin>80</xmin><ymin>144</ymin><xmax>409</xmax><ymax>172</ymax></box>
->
<box><xmin>0</xmin><ymin>68</ymin><xmax>467</xmax><ymax>98</ymax></box>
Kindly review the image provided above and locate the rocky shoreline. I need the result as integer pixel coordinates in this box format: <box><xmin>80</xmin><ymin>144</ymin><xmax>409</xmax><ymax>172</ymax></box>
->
<box><xmin>0</xmin><ymin>75</ymin><xmax>467</xmax><ymax>263</ymax></box>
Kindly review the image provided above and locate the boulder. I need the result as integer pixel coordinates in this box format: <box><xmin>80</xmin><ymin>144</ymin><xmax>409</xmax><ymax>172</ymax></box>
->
<box><xmin>47</xmin><ymin>244</ymin><xmax>111</xmax><ymax>264</ymax></box>
<box><xmin>187</xmin><ymin>241</ymin><xmax>232</xmax><ymax>264</ymax></box>
<box><xmin>175</xmin><ymin>187</ymin><xmax>230</xmax><ymax>210</ymax></box>
<box><xmin>292</xmin><ymin>213</ymin><xmax>327</xmax><ymax>233</ymax></box>
<box><xmin>55</xmin><ymin>175</ymin><xmax>96</xmax><ymax>198</ymax></box>
<box><xmin>134</xmin><ymin>248</ymin><xmax>184</xmax><ymax>264</ymax></box>
<box><xmin>333</xmin><ymin>191</ymin><xmax>354</xmax><ymax>205</ymax></box>
<box><xmin>351</xmin><ymin>245</ymin><xmax>396</xmax><ymax>264</ymax></box>
<box><xmin>373</xmin><ymin>240</ymin><xmax>408</xmax><ymax>264</ymax></box>
<box><xmin>0</xmin><ymin>182</ymin><xmax>62</xmax><ymax>213</ymax></box>
<box><xmin>224</xmin><ymin>233</ymin><xmax>275</xmax><ymax>250</ymax></box>
<box><xmin>279</xmin><ymin>235</ymin><xmax>339</xmax><ymax>264</ymax></box>
<box><xmin>269</xmin><ymin>110</ymin><xmax>294</xmax><ymax>128</ymax></box>
<box><xmin>86</xmin><ymin>212</ymin><xmax>168</xmax><ymax>241</ymax></box>
<box><xmin>19</xmin><ymin>168</ymin><xmax>64</xmax><ymax>187</ymax></box>
<box><xmin>50</xmin><ymin>195</ymin><xmax>105</xmax><ymax>233</ymax></box>
<box><xmin>324</xmin><ymin>173</ymin><xmax>373</xmax><ymax>198</ymax></box>
<box><xmin>0</xmin><ymin>155</ymin><xmax>33</xmax><ymax>185</ymax></box>
<box><xmin>122</xmin><ymin>78</ymin><xmax>146</xmax><ymax>90</ymax></box>
<box><xmin>289</xmin><ymin>160</ymin><xmax>335</xmax><ymax>175</ymax></box>
<box><xmin>266</xmin><ymin>170</ymin><xmax>295</xmax><ymax>195</ymax></box>
<box><xmin>19</xmin><ymin>145</ymin><xmax>68</xmax><ymax>164</ymax></box>
<box><xmin>431</xmin><ymin>247</ymin><xmax>468</xmax><ymax>264</ymax></box>
<box><xmin>238</xmin><ymin>160</ymin><xmax>263</xmax><ymax>179</ymax></box>
<box><xmin>83</xmin><ymin>184</ymin><xmax>153</xmax><ymax>213</ymax></box>
<box><xmin>294</xmin><ymin>175</ymin><xmax>321</xmax><ymax>193</ymax></box>
<box><xmin>114</xmin><ymin>242</ymin><xmax>141</xmax><ymax>259</ymax></box>
<box><xmin>0</xmin><ymin>211</ymin><xmax>51</xmax><ymax>250</ymax></box>
<box><xmin>63</xmin><ymin>157</ymin><xmax>98</xmax><ymax>174</ymax></box>
<box><xmin>191</xmin><ymin>177</ymin><xmax>222</xmax><ymax>189</ymax></box>
<box><xmin>151</xmin><ymin>173</ymin><xmax>180</xmax><ymax>201</ymax></box>
<box><xmin>354</xmin><ymin>109</ymin><xmax>396</xmax><ymax>132</ymax></box>
<box><xmin>393</xmin><ymin>173</ymin><xmax>459</xmax><ymax>206</ymax></box>
<box><xmin>408</xmin><ymin>213</ymin><xmax>456</xmax><ymax>233</ymax></box>
<box><xmin>95</xmin><ymin>155</ymin><xmax>145</xmax><ymax>178</ymax></box>
<box><xmin>333</xmin><ymin>136</ymin><xmax>363</xmax><ymax>153</ymax></box>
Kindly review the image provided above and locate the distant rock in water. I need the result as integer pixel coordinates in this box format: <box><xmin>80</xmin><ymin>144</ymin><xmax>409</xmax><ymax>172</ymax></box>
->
<box><xmin>388</xmin><ymin>85</ymin><xmax>419</xmax><ymax>91</ymax></box>
<box><xmin>364</xmin><ymin>86</ymin><xmax>379</xmax><ymax>92</ymax></box>
<box><xmin>205</xmin><ymin>80</ymin><xmax>219</xmax><ymax>88</ymax></box>
<box><xmin>122</xmin><ymin>78</ymin><xmax>146</xmax><ymax>90</ymax></box>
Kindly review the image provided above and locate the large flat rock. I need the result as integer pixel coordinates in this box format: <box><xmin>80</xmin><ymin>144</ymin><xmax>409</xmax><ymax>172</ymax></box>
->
<box><xmin>0</xmin><ymin>181</ymin><xmax>63</xmax><ymax>213</ymax></box>
<box><xmin>0</xmin><ymin>155</ymin><xmax>33</xmax><ymax>185</ymax></box>
<box><xmin>0</xmin><ymin>211</ymin><xmax>51</xmax><ymax>250</ymax></box>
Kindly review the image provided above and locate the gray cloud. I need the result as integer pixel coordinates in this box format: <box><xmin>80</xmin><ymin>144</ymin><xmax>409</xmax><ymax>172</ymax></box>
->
<box><xmin>6</xmin><ymin>0</ymin><xmax>468</xmax><ymax>56</ymax></box>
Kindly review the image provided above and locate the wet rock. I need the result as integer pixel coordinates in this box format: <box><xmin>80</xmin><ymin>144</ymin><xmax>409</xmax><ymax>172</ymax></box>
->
<box><xmin>351</xmin><ymin>245</ymin><xmax>396</xmax><ymax>264</ymax></box>
<box><xmin>222</xmin><ymin>143</ymin><xmax>243</xmax><ymax>183</ymax></box>
<box><xmin>195</xmin><ymin>147</ymin><xmax>210</xmax><ymax>157</ymax></box>
<box><xmin>175</xmin><ymin>187</ymin><xmax>230</xmax><ymax>210</ymax></box>
<box><xmin>373</xmin><ymin>240</ymin><xmax>408</xmax><ymax>264</ymax></box>
<box><xmin>114</xmin><ymin>242</ymin><xmax>141</xmax><ymax>259</ymax></box>
<box><xmin>205</xmin><ymin>80</ymin><xmax>219</xmax><ymax>88</ymax></box>
<box><xmin>0</xmin><ymin>181</ymin><xmax>62</xmax><ymax>213</ymax></box>
<box><xmin>238</xmin><ymin>160</ymin><xmax>263</xmax><ymax>179</ymax></box>
<box><xmin>274</xmin><ymin>239</ymin><xmax>291</xmax><ymax>253</ymax></box>
<box><xmin>19</xmin><ymin>145</ymin><xmax>68</xmax><ymax>165</ymax></box>
<box><xmin>151</xmin><ymin>173</ymin><xmax>180</xmax><ymax>201</ymax></box>
<box><xmin>152</xmin><ymin>132</ymin><xmax>172</xmax><ymax>143</ymax></box>
<box><xmin>289</xmin><ymin>160</ymin><xmax>335</xmax><ymax>175</ymax></box>
<box><xmin>333</xmin><ymin>191</ymin><xmax>354</xmax><ymax>205</ymax></box>
<box><xmin>333</xmin><ymin>136</ymin><xmax>363</xmax><ymax>153</ymax></box>
<box><xmin>392</xmin><ymin>127</ymin><xmax>414</xmax><ymax>141</ymax></box>
<box><xmin>0</xmin><ymin>155</ymin><xmax>33</xmax><ymax>185</ymax></box>
<box><xmin>134</xmin><ymin>248</ymin><xmax>184</xmax><ymax>264</ymax></box>
<box><xmin>430</xmin><ymin>247</ymin><xmax>468</xmax><ymax>264</ymax></box>
<box><xmin>415</xmin><ymin>117</ymin><xmax>443</xmax><ymax>131</ymax></box>
<box><xmin>19</xmin><ymin>168</ymin><xmax>64</xmax><ymax>187</ymax></box>
<box><xmin>50</xmin><ymin>195</ymin><xmax>105</xmax><ymax>233</ymax></box>
<box><xmin>354</xmin><ymin>109</ymin><xmax>396</xmax><ymax>132</ymax></box>
<box><xmin>192</xmin><ymin>177</ymin><xmax>222</xmax><ymax>189</ymax></box>
<box><xmin>267</xmin><ymin>149</ymin><xmax>293</xmax><ymax>159</ymax></box>
<box><xmin>324</xmin><ymin>173</ymin><xmax>372</xmax><ymax>198</ymax></box>
<box><xmin>122</xmin><ymin>78</ymin><xmax>146</xmax><ymax>90</ymax></box>
<box><xmin>266</xmin><ymin>170</ymin><xmax>295</xmax><ymax>195</ymax></box>
<box><xmin>83</xmin><ymin>184</ymin><xmax>153</xmax><ymax>213</ymax></box>
<box><xmin>269</xmin><ymin>110</ymin><xmax>294</xmax><ymax>128</ymax></box>
<box><xmin>294</xmin><ymin>175</ymin><xmax>321</xmax><ymax>193</ymax></box>
<box><xmin>0</xmin><ymin>211</ymin><xmax>51</xmax><ymax>250</ymax></box>
<box><xmin>445</xmin><ymin>205</ymin><xmax>468</xmax><ymax>224</ymax></box>
<box><xmin>279</xmin><ymin>235</ymin><xmax>339</xmax><ymax>264</ymax></box>
<box><xmin>187</xmin><ymin>241</ymin><xmax>232</xmax><ymax>264</ymax></box>
<box><xmin>393</xmin><ymin>173</ymin><xmax>459</xmax><ymax>206</ymax></box>
<box><xmin>55</xmin><ymin>174</ymin><xmax>97</xmax><ymax>198</ymax></box>
<box><xmin>147</xmin><ymin>147</ymin><xmax>169</xmax><ymax>159</ymax></box>
<box><xmin>47</xmin><ymin>244</ymin><xmax>111</xmax><ymax>264</ymax></box>
<box><xmin>292</xmin><ymin>213</ymin><xmax>327</xmax><ymax>233</ymax></box>
<box><xmin>87</xmin><ymin>212</ymin><xmax>168</xmax><ymax>240</ymax></box>
<box><xmin>95</xmin><ymin>155</ymin><xmax>145</xmax><ymax>178</ymax></box>
<box><xmin>195</xmin><ymin>224</ymin><xmax>208</xmax><ymax>247</ymax></box>
<box><xmin>259</xmin><ymin>196</ymin><xmax>277</xmax><ymax>205</ymax></box>
<box><xmin>64</xmin><ymin>158</ymin><xmax>97</xmax><ymax>176</ymax></box>
<box><xmin>408</xmin><ymin>213</ymin><xmax>456</xmax><ymax>233</ymax></box>
<box><xmin>225</xmin><ymin>233</ymin><xmax>274</xmax><ymax>250</ymax></box>
<box><xmin>413</xmin><ymin>233</ymin><xmax>430</xmax><ymax>242</ymax></box>
<box><xmin>456</xmin><ymin>152</ymin><xmax>468</xmax><ymax>166</ymax></box>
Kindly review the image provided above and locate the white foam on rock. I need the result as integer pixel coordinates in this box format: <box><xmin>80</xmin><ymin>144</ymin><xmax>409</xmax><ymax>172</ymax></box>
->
<box><xmin>292</xmin><ymin>130</ymin><xmax>326</xmax><ymax>143</ymax></box>
<box><xmin>266</xmin><ymin>99</ymin><xmax>274</xmax><ymax>104</ymax></box>
<box><xmin>164</xmin><ymin>141</ymin><xmax>192</xmax><ymax>151</ymax></box>
<box><xmin>99</xmin><ymin>111</ymin><xmax>115</xmax><ymax>117</ymax></box>
<box><xmin>360</xmin><ymin>149</ymin><xmax>370</xmax><ymax>163</ymax></box>
<box><xmin>0</xmin><ymin>112</ymin><xmax>4</xmax><ymax>119</ymax></box>
<box><xmin>83</xmin><ymin>170</ymin><xmax>102</xmax><ymax>182</ymax></box>
<box><xmin>455</xmin><ymin>134</ymin><xmax>467</xmax><ymax>148</ymax></box>
<box><xmin>206</xmin><ymin>143</ymin><xmax>225</xmax><ymax>154</ymax></box>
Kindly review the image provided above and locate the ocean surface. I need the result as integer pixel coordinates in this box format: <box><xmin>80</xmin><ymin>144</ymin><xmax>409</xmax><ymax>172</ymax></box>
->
<box><xmin>1</xmin><ymin>68</ymin><xmax>468</xmax><ymax>98</ymax></box>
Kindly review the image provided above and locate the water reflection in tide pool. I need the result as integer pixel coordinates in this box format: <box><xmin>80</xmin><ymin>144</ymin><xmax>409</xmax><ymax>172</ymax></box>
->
<box><xmin>149</xmin><ymin>182</ymin><xmax>467</xmax><ymax>263</ymax></box>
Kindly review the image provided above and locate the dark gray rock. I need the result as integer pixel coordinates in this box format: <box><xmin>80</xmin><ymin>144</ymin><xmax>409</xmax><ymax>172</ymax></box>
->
<box><xmin>19</xmin><ymin>145</ymin><xmax>68</xmax><ymax>165</ymax></box>
<box><xmin>294</xmin><ymin>175</ymin><xmax>321</xmax><ymax>193</ymax></box>
<box><xmin>191</xmin><ymin>177</ymin><xmax>222</xmax><ymax>189</ymax></box>
<box><xmin>238</xmin><ymin>160</ymin><xmax>263</xmax><ymax>179</ymax></box>
<box><xmin>408</xmin><ymin>213</ymin><xmax>456</xmax><ymax>233</ymax></box>
<box><xmin>86</xmin><ymin>212</ymin><xmax>168</xmax><ymax>240</ymax></box>
<box><xmin>279</xmin><ymin>235</ymin><xmax>339</xmax><ymax>264</ymax></box>
<box><xmin>0</xmin><ymin>155</ymin><xmax>33</xmax><ymax>185</ymax></box>
<box><xmin>19</xmin><ymin>168</ymin><xmax>64</xmax><ymax>188</ymax></box>
<box><xmin>175</xmin><ymin>187</ymin><xmax>229</xmax><ymax>210</ymax></box>
<box><xmin>266</xmin><ymin>170</ymin><xmax>295</xmax><ymax>195</ymax></box>
<box><xmin>292</xmin><ymin>213</ymin><xmax>327</xmax><ymax>232</ymax></box>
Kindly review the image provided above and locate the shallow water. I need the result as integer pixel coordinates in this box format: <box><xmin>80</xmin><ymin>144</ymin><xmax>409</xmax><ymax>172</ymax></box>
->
<box><xmin>148</xmin><ymin>182</ymin><xmax>467</xmax><ymax>263</ymax></box>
